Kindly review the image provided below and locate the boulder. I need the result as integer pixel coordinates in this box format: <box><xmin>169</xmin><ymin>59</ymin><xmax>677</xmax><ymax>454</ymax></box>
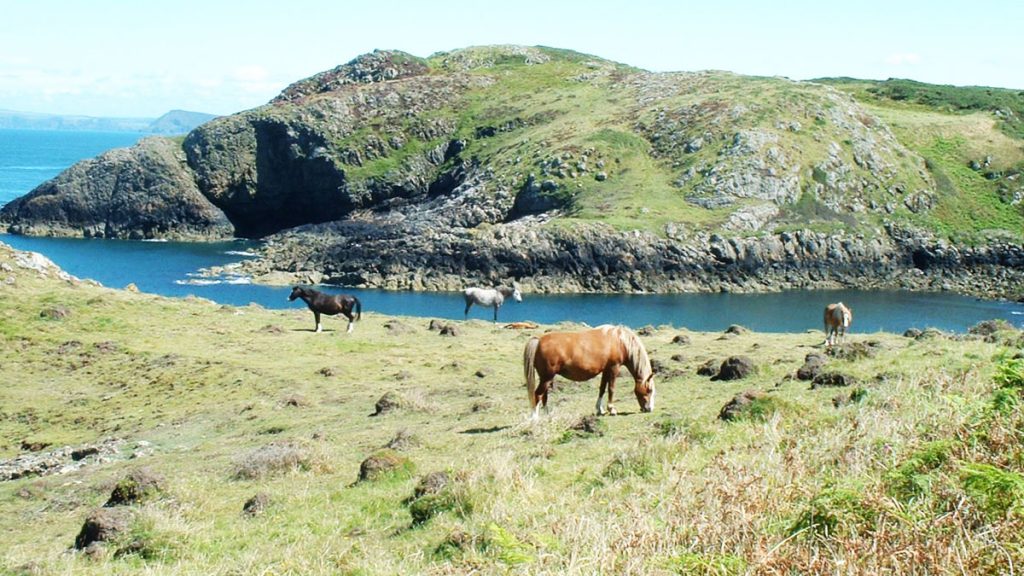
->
<box><xmin>74</xmin><ymin>508</ymin><xmax>133</xmax><ymax>550</ymax></box>
<box><xmin>796</xmin><ymin>353</ymin><xmax>828</xmax><ymax>381</ymax></box>
<box><xmin>712</xmin><ymin>356</ymin><xmax>756</xmax><ymax>381</ymax></box>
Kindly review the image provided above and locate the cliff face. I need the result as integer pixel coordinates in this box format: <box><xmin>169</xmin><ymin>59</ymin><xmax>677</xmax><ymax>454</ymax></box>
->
<box><xmin>2</xmin><ymin>46</ymin><xmax>1022</xmax><ymax>298</ymax></box>
<box><xmin>0</xmin><ymin>137</ymin><xmax>232</xmax><ymax>240</ymax></box>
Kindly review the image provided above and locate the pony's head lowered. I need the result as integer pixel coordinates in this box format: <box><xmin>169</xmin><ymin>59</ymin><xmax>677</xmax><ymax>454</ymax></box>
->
<box><xmin>500</xmin><ymin>283</ymin><xmax>523</xmax><ymax>303</ymax></box>
<box><xmin>616</xmin><ymin>326</ymin><xmax>656</xmax><ymax>412</ymax></box>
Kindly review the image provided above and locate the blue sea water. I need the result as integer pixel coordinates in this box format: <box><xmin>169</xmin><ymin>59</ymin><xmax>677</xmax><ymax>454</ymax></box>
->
<box><xmin>2</xmin><ymin>129</ymin><xmax>1022</xmax><ymax>333</ymax></box>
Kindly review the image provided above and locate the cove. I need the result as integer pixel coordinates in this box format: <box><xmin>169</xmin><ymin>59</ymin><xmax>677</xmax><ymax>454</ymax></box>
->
<box><xmin>3</xmin><ymin>233</ymin><xmax>1022</xmax><ymax>334</ymax></box>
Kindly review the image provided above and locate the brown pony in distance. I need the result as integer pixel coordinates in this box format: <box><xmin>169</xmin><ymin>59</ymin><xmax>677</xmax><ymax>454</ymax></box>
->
<box><xmin>288</xmin><ymin>286</ymin><xmax>362</xmax><ymax>334</ymax></box>
<box><xmin>824</xmin><ymin>302</ymin><xmax>853</xmax><ymax>346</ymax></box>
<box><xmin>522</xmin><ymin>325</ymin><xmax>655</xmax><ymax>420</ymax></box>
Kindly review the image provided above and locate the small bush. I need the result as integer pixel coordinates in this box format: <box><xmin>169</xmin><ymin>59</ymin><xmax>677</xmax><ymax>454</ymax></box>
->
<box><xmin>233</xmin><ymin>441</ymin><xmax>313</xmax><ymax>480</ymax></box>
<box><xmin>887</xmin><ymin>440</ymin><xmax>958</xmax><ymax>501</ymax></box>
<box><xmin>994</xmin><ymin>358</ymin><xmax>1024</xmax><ymax>390</ymax></box>
<box><xmin>483</xmin><ymin>523</ymin><xmax>534</xmax><ymax>566</ymax></box>
<box><xmin>409</xmin><ymin>488</ymin><xmax>473</xmax><ymax>525</ymax></box>
<box><xmin>604</xmin><ymin>449</ymin><xmax>658</xmax><ymax>480</ymax></box>
<box><xmin>670</xmin><ymin>551</ymin><xmax>747</xmax><ymax>575</ymax></box>
<box><xmin>790</xmin><ymin>486</ymin><xmax>877</xmax><ymax>538</ymax></box>
<box><xmin>961</xmin><ymin>463</ymin><xmax>1024</xmax><ymax>520</ymax></box>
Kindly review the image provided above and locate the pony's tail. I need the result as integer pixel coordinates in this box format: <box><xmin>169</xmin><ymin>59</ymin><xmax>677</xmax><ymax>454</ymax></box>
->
<box><xmin>354</xmin><ymin>297</ymin><xmax>362</xmax><ymax>321</ymax></box>
<box><xmin>523</xmin><ymin>337</ymin><xmax>540</xmax><ymax>409</ymax></box>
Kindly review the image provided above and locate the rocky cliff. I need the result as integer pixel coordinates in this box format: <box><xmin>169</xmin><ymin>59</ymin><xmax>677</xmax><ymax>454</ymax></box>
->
<box><xmin>2</xmin><ymin>46</ymin><xmax>1022</xmax><ymax>298</ymax></box>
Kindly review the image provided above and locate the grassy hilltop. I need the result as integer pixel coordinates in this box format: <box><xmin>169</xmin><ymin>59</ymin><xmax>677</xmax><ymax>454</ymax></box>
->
<box><xmin>5</xmin><ymin>46</ymin><xmax>1024</xmax><ymax>296</ymax></box>
<box><xmin>3</xmin><ymin>243</ymin><xmax>1024</xmax><ymax>574</ymax></box>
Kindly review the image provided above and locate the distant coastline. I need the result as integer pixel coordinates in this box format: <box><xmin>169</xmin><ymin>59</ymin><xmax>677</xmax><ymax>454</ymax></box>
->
<box><xmin>0</xmin><ymin>108</ymin><xmax>218</xmax><ymax>135</ymax></box>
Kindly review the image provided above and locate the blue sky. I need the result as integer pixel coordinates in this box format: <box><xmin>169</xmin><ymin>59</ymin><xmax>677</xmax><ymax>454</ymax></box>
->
<box><xmin>2</xmin><ymin>0</ymin><xmax>1021</xmax><ymax>118</ymax></box>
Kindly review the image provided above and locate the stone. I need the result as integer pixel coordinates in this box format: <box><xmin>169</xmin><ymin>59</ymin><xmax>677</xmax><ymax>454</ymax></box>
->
<box><xmin>74</xmin><ymin>508</ymin><xmax>133</xmax><ymax>549</ymax></box>
<box><xmin>712</xmin><ymin>356</ymin><xmax>756</xmax><ymax>381</ymax></box>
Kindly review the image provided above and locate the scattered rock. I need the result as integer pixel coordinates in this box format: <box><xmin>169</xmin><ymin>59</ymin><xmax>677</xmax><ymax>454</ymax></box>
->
<box><xmin>105</xmin><ymin>468</ymin><xmax>165</xmax><ymax>507</ymax></box>
<box><xmin>796</xmin><ymin>353</ymin><xmax>827</xmax><ymax>381</ymax></box>
<box><xmin>832</xmin><ymin>387</ymin><xmax>868</xmax><ymax>408</ymax></box>
<box><xmin>93</xmin><ymin>340</ymin><xmax>119</xmax><ymax>353</ymax></box>
<box><xmin>696</xmin><ymin>359</ymin><xmax>719</xmax><ymax>377</ymax></box>
<box><xmin>39</xmin><ymin>306</ymin><xmax>71</xmax><ymax>320</ymax></box>
<box><xmin>903</xmin><ymin>328</ymin><xmax>922</xmax><ymax>338</ymax></box>
<box><xmin>718</xmin><ymin>390</ymin><xmax>767</xmax><ymax>421</ymax></box>
<box><xmin>414</xmin><ymin>471</ymin><xmax>450</xmax><ymax>498</ymax></box>
<box><xmin>725</xmin><ymin>324</ymin><xmax>749</xmax><ymax>336</ymax></box>
<box><xmin>827</xmin><ymin>341</ymin><xmax>882</xmax><ymax>360</ymax></box>
<box><xmin>671</xmin><ymin>334</ymin><xmax>691</xmax><ymax>345</ymax></box>
<box><xmin>811</xmin><ymin>372</ymin><xmax>859</xmax><ymax>389</ymax></box>
<box><xmin>385</xmin><ymin>429</ymin><xmax>420</xmax><ymax>451</ymax></box>
<box><xmin>712</xmin><ymin>356</ymin><xmax>756</xmax><ymax>381</ymax></box>
<box><xmin>569</xmin><ymin>415</ymin><xmax>606</xmax><ymax>436</ymax></box>
<box><xmin>474</xmin><ymin>368</ymin><xmax>493</xmax><ymax>378</ymax></box>
<box><xmin>637</xmin><ymin>325</ymin><xmax>656</xmax><ymax>336</ymax></box>
<box><xmin>358</xmin><ymin>450</ymin><xmax>412</xmax><ymax>482</ymax></box>
<box><xmin>124</xmin><ymin>283</ymin><xmax>139</xmax><ymax>293</ymax></box>
<box><xmin>670</xmin><ymin>354</ymin><xmax>686</xmax><ymax>362</ymax></box>
<box><xmin>439</xmin><ymin>324</ymin><xmax>461</xmax><ymax>337</ymax></box>
<box><xmin>374</xmin><ymin>392</ymin><xmax>403</xmax><ymax>416</ymax></box>
<box><xmin>317</xmin><ymin>367</ymin><xmax>336</xmax><ymax>377</ymax></box>
<box><xmin>1</xmin><ymin>438</ymin><xmax>122</xmax><ymax>482</ymax></box>
<box><xmin>258</xmin><ymin>324</ymin><xmax>285</xmax><ymax>335</ymax></box>
<box><xmin>383</xmin><ymin>319</ymin><xmax>416</xmax><ymax>335</ymax></box>
<box><xmin>504</xmin><ymin>321</ymin><xmax>539</xmax><ymax>329</ymax></box>
<box><xmin>427</xmin><ymin>319</ymin><xmax>446</xmax><ymax>331</ymax></box>
<box><xmin>283</xmin><ymin>394</ymin><xmax>311</xmax><ymax>408</ymax></box>
<box><xmin>19</xmin><ymin>440</ymin><xmax>51</xmax><ymax>452</ymax></box>
<box><xmin>242</xmin><ymin>492</ymin><xmax>271</xmax><ymax>517</ymax></box>
<box><xmin>74</xmin><ymin>508</ymin><xmax>133</xmax><ymax>550</ymax></box>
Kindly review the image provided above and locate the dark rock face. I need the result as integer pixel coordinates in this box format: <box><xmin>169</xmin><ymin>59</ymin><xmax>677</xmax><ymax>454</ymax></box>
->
<box><xmin>1</xmin><ymin>138</ymin><xmax>232</xmax><ymax>240</ymax></box>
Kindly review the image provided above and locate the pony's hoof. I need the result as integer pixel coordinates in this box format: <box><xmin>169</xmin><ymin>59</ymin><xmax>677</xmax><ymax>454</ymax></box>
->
<box><xmin>608</xmin><ymin>406</ymin><xmax>617</xmax><ymax>416</ymax></box>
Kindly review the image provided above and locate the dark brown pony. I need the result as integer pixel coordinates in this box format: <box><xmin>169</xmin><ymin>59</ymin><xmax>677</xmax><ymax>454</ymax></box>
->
<box><xmin>522</xmin><ymin>325</ymin><xmax>655</xmax><ymax>420</ymax></box>
<box><xmin>288</xmin><ymin>286</ymin><xmax>362</xmax><ymax>334</ymax></box>
<box><xmin>823</xmin><ymin>302</ymin><xmax>852</xmax><ymax>346</ymax></box>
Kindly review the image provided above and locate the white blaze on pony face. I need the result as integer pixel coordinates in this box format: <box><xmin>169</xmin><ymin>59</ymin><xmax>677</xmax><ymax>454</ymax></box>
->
<box><xmin>512</xmin><ymin>288</ymin><xmax>522</xmax><ymax>302</ymax></box>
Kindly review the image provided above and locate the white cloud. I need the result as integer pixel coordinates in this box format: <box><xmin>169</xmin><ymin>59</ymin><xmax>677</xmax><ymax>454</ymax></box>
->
<box><xmin>884</xmin><ymin>52</ymin><xmax>922</xmax><ymax>66</ymax></box>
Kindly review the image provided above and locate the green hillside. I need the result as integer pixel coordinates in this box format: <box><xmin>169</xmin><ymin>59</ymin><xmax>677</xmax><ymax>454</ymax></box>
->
<box><xmin>3</xmin><ymin>243</ymin><xmax>1024</xmax><ymax>574</ymax></box>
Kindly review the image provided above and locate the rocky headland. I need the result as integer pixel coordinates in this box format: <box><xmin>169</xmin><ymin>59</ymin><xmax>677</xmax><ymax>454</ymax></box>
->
<box><xmin>2</xmin><ymin>46</ymin><xmax>1022</xmax><ymax>299</ymax></box>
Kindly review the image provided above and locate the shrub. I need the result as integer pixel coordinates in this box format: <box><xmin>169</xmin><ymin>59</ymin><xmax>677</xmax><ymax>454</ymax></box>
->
<box><xmin>886</xmin><ymin>440</ymin><xmax>958</xmax><ymax>502</ymax></box>
<box><xmin>790</xmin><ymin>486</ymin><xmax>877</xmax><ymax>538</ymax></box>
<box><xmin>670</xmin><ymin>551</ymin><xmax>747</xmax><ymax>576</ymax></box>
<box><xmin>233</xmin><ymin>441</ymin><xmax>313</xmax><ymax>480</ymax></box>
<box><xmin>961</xmin><ymin>463</ymin><xmax>1024</xmax><ymax>520</ymax></box>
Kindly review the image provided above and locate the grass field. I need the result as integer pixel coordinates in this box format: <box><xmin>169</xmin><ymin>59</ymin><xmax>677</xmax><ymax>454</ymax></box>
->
<box><xmin>3</xmin><ymin>243</ymin><xmax>1024</xmax><ymax>574</ymax></box>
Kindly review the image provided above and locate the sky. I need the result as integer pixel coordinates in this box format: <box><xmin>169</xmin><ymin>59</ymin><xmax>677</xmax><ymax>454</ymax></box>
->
<box><xmin>1</xmin><ymin>0</ymin><xmax>1021</xmax><ymax>118</ymax></box>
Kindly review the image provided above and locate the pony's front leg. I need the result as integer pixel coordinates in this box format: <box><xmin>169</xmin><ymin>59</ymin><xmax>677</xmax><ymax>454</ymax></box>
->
<box><xmin>604</xmin><ymin>368</ymin><xmax>618</xmax><ymax>415</ymax></box>
<box><xmin>493</xmin><ymin>305</ymin><xmax>499</xmax><ymax>323</ymax></box>
<box><xmin>596</xmin><ymin>378</ymin><xmax>608</xmax><ymax>415</ymax></box>
<box><xmin>345</xmin><ymin>313</ymin><xmax>354</xmax><ymax>334</ymax></box>
<box><xmin>314</xmin><ymin>311</ymin><xmax>322</xmax><ymax>333</ymax></box>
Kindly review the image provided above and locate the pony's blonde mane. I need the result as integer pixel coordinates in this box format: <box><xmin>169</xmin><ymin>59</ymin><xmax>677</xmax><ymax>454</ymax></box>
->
<box><xmin>605</xmin><ymin>325</ymin><xmax>652</xmax><ymax>384</ymax></box>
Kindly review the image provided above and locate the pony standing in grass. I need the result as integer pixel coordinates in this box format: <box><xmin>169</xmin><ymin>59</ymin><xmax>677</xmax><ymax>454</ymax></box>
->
<box><xmin>523</xmin><ymin>324</ymin><xmax>655</xmax><ymax>420</ymax></box>
<box><xmin>824</xmin><ymin>302</ymin><xmax>853</xmax><ymax>346</ymax></box>
<box><xmin>463</xmin><ymin>284</ymin><xmax>522</xmax><ymax>322</ymax></box>
<box><xmin>288</xmin><ymin>286</ymin><xmax>362</xmax><ymax>334</ymax></box>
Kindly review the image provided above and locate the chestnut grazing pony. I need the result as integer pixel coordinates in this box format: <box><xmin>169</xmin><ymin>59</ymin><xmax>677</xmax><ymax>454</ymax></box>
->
<box><xmin>522</xmin><ymin>325</ymin><xmax>655</xmax><ymax>420</ymax></box>
<box><xmin>823</xmin><ymin>302</ymin><xmax>853</xmax><ymax>346</ymax></box>
<box><xmin>288</xmin><ymin>286</ymin><xmax>362</xmax><ymax>334</ymax></box>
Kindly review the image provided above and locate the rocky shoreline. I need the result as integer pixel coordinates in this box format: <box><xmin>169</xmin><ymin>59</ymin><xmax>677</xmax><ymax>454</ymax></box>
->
<box><xmin>205</xmin><ymin>217</ymin><xmax>1024</xmax><ymax>302</ymax></box>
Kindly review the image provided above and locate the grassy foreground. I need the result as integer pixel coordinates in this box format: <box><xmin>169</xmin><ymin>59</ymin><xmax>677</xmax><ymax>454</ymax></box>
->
<box><xmin>2</xmin><ymin>244</ymin><xmax>1024</xmax><ymax>575</ymax></box>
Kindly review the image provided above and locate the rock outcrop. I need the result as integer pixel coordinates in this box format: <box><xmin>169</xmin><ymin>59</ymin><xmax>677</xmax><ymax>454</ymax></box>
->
<box><xmin>2</xmin><ymin>45</ymin><xmax>1022</xmax><ymax>299</ymax></box>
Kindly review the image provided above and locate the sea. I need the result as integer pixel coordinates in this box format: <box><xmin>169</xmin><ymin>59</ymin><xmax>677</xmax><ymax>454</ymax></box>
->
<box><xmin>2</xmin><ymin>128</ymin><xmax>1022</xmax><ymax>333</ymax></box>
